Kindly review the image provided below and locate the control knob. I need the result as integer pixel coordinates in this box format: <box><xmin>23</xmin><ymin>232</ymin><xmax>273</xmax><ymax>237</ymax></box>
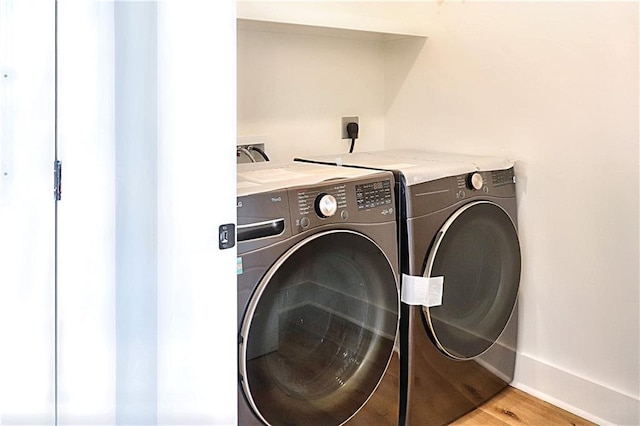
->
<box><xmin>315</xmin><ymin>193</ymin><xmax>338</xmax><ymax>218</ymax></box>
<box><xmin>467</xmin><ymin>172</ymin><xmax>484</xmax><ymax>191</ymax></box>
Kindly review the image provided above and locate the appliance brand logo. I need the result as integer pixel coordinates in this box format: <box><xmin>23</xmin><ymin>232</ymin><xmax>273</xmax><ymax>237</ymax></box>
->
<box><xmin>236</xmin><ymin>201</ymin><xmax>243</xmax><ymax>208</ymax></box>
<box><xmin>271</xmin><ymin>196</ymin><xmax>282</xmax><ymax>203</ymax></box>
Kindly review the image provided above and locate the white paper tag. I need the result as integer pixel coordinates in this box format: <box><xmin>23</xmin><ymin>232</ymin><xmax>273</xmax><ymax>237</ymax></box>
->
<box><xmin>401</xmin><ymin>274</ymin><xmax>444</xmax><ymax>307</ymax></box>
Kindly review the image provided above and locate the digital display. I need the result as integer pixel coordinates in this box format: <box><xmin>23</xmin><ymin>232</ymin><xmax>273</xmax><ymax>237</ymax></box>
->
<box><xmin>491</xmin><ymin>169</ymin><xmax>515</xmax><ymax>187</ymax></box>
<box><xmin>356</xmin><ymin>179</ymin><xmax>392</xmax><ymax>210</ymax></box>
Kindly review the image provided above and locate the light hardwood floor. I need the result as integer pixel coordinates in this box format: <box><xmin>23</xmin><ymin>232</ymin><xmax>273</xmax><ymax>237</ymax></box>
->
<box><xmin>452</xmin><ymin>387</ymin><xmax>596</xmax><ymax>425</ymax></box>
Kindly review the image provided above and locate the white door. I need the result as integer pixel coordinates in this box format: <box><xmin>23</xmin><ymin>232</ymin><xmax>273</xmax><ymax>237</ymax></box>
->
<box><xmin>0</xmin><ymin>1</ymin><xmax>56</xmax><ymax>423</ymax></box>
<box><xmin>1</xmin><ymin>1</ymin><xmax>237</xmax><ymax>424</ymax></box>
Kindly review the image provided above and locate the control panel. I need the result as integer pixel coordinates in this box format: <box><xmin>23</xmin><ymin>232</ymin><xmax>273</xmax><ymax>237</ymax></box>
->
<box><xmin>456</xmin><ymin>172</ymin><xmax>492</xmax><ymax>199</ymax></box>
<box><xmin>292</xmin><ymin>175</ymin><xmax>394</xmax><ymax>233</ymax></box>
<box><xmin>409</xmin><ymin>167</ymin><xmax>516</xmax><ymax>217</ymax></box>
<box><xmin>297</xmin><ymin>184</ymin><xmax>347</xmax><ymax>217</ymax></box>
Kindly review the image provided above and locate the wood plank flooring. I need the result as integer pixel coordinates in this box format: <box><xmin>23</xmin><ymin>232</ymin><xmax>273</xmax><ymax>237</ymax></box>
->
<box><xmin>452</xmin><ymin>387</ymin><xmax>596</xmax><ymax>426</ymax></box>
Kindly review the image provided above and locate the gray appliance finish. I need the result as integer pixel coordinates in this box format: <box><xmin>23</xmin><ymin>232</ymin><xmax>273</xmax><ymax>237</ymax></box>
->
<box><xmin>294</xmin><ymin>150</ymin><xmax>521</xmax><ymax>426</ymax></box>
<box><xmin>237</xmin><ymin>162</ymin><xmax>401</xmax><ymax>426</ymax></box>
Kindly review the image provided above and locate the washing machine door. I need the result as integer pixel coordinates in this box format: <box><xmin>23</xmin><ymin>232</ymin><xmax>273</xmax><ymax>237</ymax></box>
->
<box><xmin>423</xmin><ymin>201</ymin><xmax>521</xmax><ymax>360</ymax></box>
<box><xmin>239</xmin><ymin>230</ymin><xmax>399</xmax><ymax>426</ymax></box>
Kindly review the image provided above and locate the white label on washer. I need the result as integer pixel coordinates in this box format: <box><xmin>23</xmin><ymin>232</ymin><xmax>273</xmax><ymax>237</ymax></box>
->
<box><xmin>401</xmin><ymin>274</ymin><xmax>444</xmax><ymax>307</ymax></box>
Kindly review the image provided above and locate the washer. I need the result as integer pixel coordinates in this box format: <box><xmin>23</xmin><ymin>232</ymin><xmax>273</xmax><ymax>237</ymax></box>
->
<box><xmin>295</xmin><ymin>150</ymin><xmax>521</xmax><ymax>425</ymax></box>
<box><xmin>237</xmin><ymin>162</ymin><xmax>401</xmax><ymax>425</ymax></box>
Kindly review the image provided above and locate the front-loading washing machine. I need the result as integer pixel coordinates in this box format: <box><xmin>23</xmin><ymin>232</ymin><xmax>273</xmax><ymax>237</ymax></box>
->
<box><xmin>295</xmin><ymin>150</ymin><xmax>521</xmax><ymax>425</ymax></box>
<box><xmin>237</xmin><ymin>161</ymin><xmax>401</xmax><ymax>425</ymax></box>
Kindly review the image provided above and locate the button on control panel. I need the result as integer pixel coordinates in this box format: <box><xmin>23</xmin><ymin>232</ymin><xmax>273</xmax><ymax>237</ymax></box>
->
<box><xmin>315</xmin><ymin>193</ymin><xmax>338</xmax><ymax>218</ymax></box>
<box><xmin>467</xmin><ymin>172</ymin><xmax>484</xmax><ymax>191</ymax></box>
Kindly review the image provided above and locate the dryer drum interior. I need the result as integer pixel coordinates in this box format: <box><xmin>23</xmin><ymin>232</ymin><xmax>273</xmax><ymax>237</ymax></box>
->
<box><xmin>240</xmin><ymin>230</ymin><xmax>399</xmax><ymax>426</ymax></box>
<box><xmin>423</xmin><ymin>201</ymin><xmax>521</xmax><ymax>361</ymax></box>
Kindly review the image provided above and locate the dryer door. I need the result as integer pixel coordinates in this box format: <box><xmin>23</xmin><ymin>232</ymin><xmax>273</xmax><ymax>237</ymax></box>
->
<box><xmin>239</xmin><ymin>230</ymin><xmax>399</xmax><ymax>426</ymax></box>
<box><xmin>423</xmin><ymin>201</ymin><xmax>520</xmax><ymax>360</ymax></box>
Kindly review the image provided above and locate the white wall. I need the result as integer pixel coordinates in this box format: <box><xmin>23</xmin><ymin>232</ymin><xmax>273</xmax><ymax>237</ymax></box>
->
<box><xmin>237</xmin><ymin>23</ymin><xmax>388</xmax><ymax>161</ymax></box>
<box><xmin>384</xmin><ymin>2</ymin><xmax>639</xmax><ymax>424</ymax></box>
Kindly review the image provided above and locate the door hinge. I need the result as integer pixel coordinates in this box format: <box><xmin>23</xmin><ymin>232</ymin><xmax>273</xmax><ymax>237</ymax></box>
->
<box><xmin>54</xmin><ymin>160</ymin><xmax>62</xmax><ymax>201</ymax></box>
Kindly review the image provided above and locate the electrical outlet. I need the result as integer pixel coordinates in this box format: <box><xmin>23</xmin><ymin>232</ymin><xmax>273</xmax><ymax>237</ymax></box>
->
<box><xmin>341</xmin><ymin>116</ymin><xmax>359</xmax><ymax>140</ymax></box>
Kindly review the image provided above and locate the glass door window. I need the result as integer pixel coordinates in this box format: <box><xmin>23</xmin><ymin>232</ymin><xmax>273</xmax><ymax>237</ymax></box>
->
<box><xmin>423</xmin><ymin>201</ymin><xmax>521</xmax><ymax>360</ymax></box>
<box><xmin>240</xmin><ymin>230</ymin><xmax>399</xmax><ymax>425</ymax></box>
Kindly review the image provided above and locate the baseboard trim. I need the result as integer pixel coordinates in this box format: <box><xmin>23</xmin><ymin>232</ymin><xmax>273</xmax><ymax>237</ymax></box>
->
<box><xmin>512</xmin><ymin>352</ymin><xmax>640</xmax><ymax>425</ymax></box>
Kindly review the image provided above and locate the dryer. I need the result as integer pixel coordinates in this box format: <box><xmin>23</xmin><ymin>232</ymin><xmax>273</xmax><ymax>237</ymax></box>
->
<box><xmin>237</xmin><ymin>162</ymin><xmax>401</xmax><ymax>425</ymax></box>
<box><xmin>295</xmin><ymin>150</ymin><xmax>521</xmax><ymax>425</ymax></box>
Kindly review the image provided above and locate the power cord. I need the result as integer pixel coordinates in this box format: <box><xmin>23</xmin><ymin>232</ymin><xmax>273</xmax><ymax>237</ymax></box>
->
<box><xmin>346</xmin><ymin>122</ymin><xmax>359</xmax><ymax>153</ymax></box>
